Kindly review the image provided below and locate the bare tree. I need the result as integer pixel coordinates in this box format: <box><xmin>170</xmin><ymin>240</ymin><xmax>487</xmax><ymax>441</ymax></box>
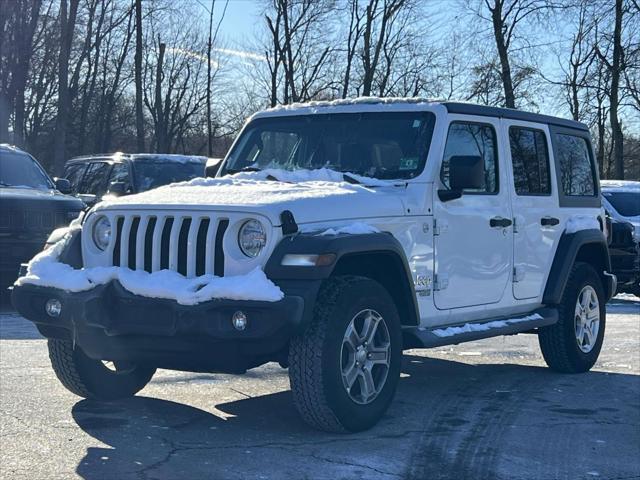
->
<box><xmin>52</xmin><ymin>0</ymin><xmax>79</xmax><ymax>175</ymax></box>
<box><xmin>0</xmin><ymin>0</ymin><xmax>43</xmax><ymax>145</ymax></box>
<box><xmin>135</xmin><ymin>0</ymin><xmax>145</xmax><ymax>151</ymax></box>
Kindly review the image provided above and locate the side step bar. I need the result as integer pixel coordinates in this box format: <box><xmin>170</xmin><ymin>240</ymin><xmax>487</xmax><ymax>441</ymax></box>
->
<box><xmin>404</xmin><ymin>307</ymin><xmax>558</xmax><ymax>348</ymax></box>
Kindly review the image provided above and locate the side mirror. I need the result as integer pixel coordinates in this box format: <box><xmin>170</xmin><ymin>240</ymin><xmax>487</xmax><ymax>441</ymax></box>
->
<box><xmin>205</xmin><ymin>158</ymin><xmax>223</xmax><ymax>178</ymax></box>
<box><xmin>54</xmin><ymin>177</ymin><xmax>72</xmax><ymax>195</ymax></box>
<box><xmin>438</xmin><ymin>155</ymin><xmax>484</xmax><ymax>202</ymax></box>
<box><xmin>108</xmin><ymin>181</ymin><xmax>128</xmax><ymax>196</ymax></box>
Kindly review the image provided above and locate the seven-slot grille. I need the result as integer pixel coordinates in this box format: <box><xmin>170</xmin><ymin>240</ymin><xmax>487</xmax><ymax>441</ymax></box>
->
<box><xmin>111</xmin><ymin>214</ymin><xmax>229</xmax><ymax>277</ymax></box>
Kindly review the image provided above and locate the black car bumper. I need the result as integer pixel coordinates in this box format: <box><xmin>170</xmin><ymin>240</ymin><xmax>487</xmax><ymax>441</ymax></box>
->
<box><xmin>12</xmin><ymin>280</ymin><xmax>311</xmax><ymax>374</ymax></box>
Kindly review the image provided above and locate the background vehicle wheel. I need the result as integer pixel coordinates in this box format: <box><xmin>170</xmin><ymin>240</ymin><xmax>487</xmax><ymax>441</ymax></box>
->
<box><xmin>288</xmin><ymin>275</ymin><xmax>402</xmax><ymax>433</ymax></box>
<box><xmin>539</xmin><ymin>262</ymin><xmax>606</xmax><ymax>373</ymax></box>
<box><xmin>48</xmin><ymin>339</ymin><xmax>156</xmax><ymax>400</ymax></box>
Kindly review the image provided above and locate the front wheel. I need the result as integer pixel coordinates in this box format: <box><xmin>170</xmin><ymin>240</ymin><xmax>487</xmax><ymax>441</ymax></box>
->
<box><xmin>538</xmin><ymin>262</ymin><xmax>606</xmax><ymax>373</ymax></box>
<box><xmin>48</xmin><ymin>339</ymin><xmax>156</xmax><ymax>400</ymax></box>
<box><xmin>288</xmin><ymin>276</ymin><xmax>402</xmax><ymax>433</ymax></box>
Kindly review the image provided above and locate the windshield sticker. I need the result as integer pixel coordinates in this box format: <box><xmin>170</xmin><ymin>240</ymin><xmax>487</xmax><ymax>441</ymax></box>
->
<box><xmin>399</xmin><ymin>157</ymin><xmax>418</xmax><ymax>170</ymax></box>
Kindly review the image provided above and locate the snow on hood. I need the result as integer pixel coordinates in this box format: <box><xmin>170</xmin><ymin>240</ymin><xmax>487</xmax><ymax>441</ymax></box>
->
<box><xmin>15</xmin><ymin>233</ymin><xmax>284</xmax><ymax>304</ymax></box>
<box><xmin>94</xmin><ymin>168</ymin><xmax>406</xmax><ymax>225</ymax></box>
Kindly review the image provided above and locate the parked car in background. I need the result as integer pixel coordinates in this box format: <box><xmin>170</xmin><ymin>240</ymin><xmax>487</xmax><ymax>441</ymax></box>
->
<box><xmin>602</xmin><ymin>180</ymin><xmax>640</xmax><ymax>296</ymax></box>
<box><xmin>63</xmin><ymin>153</ymin><xmax>208</xmax><ymax>206</ymax></box>
<box><xmin>0</xmin><ymin>145</ymin><xmax>84</xmax><ymax>292</ymax></box>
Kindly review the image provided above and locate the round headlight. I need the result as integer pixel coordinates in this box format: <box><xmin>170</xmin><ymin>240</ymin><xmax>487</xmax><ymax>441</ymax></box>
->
<box><xmin>238</xmin><ymin>219</ymin><xmax>266</xmax><ymax>258</ymax></box>
<box><xmin>92</xmin><ymin>216</ymin><xmax>111</xmax><ymax>251</ymax></box>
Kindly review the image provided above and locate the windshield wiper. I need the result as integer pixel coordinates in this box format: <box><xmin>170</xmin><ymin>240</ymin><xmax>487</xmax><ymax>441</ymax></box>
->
<box><xmin>226</xmin><ymin>166</ymin><xmax>262</xmax><ymax>175</ymax></box>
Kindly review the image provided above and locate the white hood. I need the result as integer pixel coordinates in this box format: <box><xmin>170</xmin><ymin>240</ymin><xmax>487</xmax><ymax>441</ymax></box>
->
<box><xmin>93</xmin><ymin>169</ymin><xmax>407</xmax><ymax>226</ymax></box>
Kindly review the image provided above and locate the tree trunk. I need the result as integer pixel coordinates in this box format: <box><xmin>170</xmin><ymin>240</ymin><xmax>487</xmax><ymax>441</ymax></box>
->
<box><xmin>490</xmin><ymin>0</ymin><xmax>515</xmax><ymax>108</ymax></box>
<box><xmin>135</xmin><ymin>0</ymin><xmax>145</xmax><ymax>152</ymax></box>
<box><xmin>155</xmin><ymin>41</ymin><xmax>166</xmax><ymax>153</ymax></box>
<box><xmin>609</xmin><ymin>0</ymin><xmax>624</xmax><ymax>179</ymax></box>
<box><xmin>206</xmin><ymin>0</ymin><xmax>215</xmax><ymax>156</ymax></box>
<box><xmin>52</xmin><ymin>0</ymin><xmax>79</xmax><ymax>176</ymax></box>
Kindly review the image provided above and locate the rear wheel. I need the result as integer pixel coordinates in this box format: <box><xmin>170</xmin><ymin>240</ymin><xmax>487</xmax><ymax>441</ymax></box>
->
<box><xmin>539</xmin><ymin>262</ymin><xmax>606</xmax><ymax>373</ymax></box>
<box><xmin>288</xmin><ymin>276</ymin><xmax>402</xmax><ymax>433</ymax></box>
<box><xmin>48</xmin><ymin>339</ymin><xmax>155</xmax><ymax>400</ymax></box>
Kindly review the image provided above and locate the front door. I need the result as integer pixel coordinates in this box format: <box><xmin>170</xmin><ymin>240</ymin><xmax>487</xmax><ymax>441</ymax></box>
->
<box><xmin>434</xmin><ymin>116</ymin><xmax>513</xmax><ymax>310</ymax></box>
<box><xmin>503</xmin><ymin>121</ymin><xmax>560</xmax><ymax>300</ymax></box>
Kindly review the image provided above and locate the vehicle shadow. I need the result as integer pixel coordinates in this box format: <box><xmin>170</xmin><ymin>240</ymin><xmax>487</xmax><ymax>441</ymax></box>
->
<box><xmin>72</xmin><ymin>354</ymin><xmax>640</xmax><ymax>480</ymax></box>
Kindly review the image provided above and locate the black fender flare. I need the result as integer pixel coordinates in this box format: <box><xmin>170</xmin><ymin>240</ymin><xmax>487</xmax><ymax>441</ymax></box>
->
<box><xmin>265</xmin><ymin>232</ymin><xmax>420</xmax><ymax>329</ymax></box>
<box><xmin>543</xmin><ymin>228</ymin><xmax>613</xmax><ymax>304</ymax></box>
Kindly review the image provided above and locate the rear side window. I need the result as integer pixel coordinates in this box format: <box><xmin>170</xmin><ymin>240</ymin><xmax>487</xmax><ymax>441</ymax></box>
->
<box><xmin>555</xmin><ymin>134</ymin><xmax>596</xmax><ymax>196</ymax></box>
<box><xmin>79</xmin><ymin>162</ymin><xmax>111</xmax><ymax>196</ymax></box>
<box><xmin>509</xmin><ymin>127</ymin><xmax>551</xmax><ymax>195</ymax></box>
<box><xmin>441</xmin><ymin>122</ymin><xmax>498</xmax><ymax>193</ymax></box>
<box><xmin>63</xmin><ymin>164</ymin><xmax>87</xmax><ymax>193</ymax></box>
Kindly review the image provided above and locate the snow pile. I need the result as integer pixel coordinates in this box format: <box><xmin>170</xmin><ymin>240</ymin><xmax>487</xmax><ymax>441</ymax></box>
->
<box><xmin>431</xmin><ymin>313</ymin><xmax>543</xmax><ymax>338</ymax></box>
<box><xmin>230</xmin><ymin>168</ymin><xmax>391</xmax><ymax>187</ymax></box>
<box><xmin>565</xmin><ymin>215</ymin><xmax>600</xmax><ymax>234</ymax></box>
<box><xmin>15</xmin><ymin>237</ymin><xmax>284</xmax><ymax>305</ymax></box>
<box><xmin>318</xmin><ymin>222</ymin><xmax>381</xmax><ymax>236</ymax></box>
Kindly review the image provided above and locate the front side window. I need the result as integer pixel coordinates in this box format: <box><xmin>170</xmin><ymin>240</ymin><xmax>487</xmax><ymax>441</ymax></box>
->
<box><xmin>0</xmin><ymin>151</ymin><xmax>53</xmax><ymax>190</ymax></box>
<box><xmin>63</xmin><ymin>163</ymin><xmax>87</xmax><ymax>193</ymax></box>
<box><xmin>441</xmin><ymin>122</ymin><xmax>498</xmax><ymax>193</ymax></box>
<box><xmin>509</xmin><ymin>127</ymin><xmax>551</xmax><ymax>195</ymax></box>
<box><xmin>222</xmin><ymin>112</ymin><xmax>435</xmax><ymax>180</ymax></box>
<box><xmin>555</xmin><ymin>134</ymin><xmax>595</xmax><ymax>196</ymax></box>
<box><xmin>602</xmin><ymin>191</ymin><xmax>640</xmax><ymax>217</ymax></box>
<box><xmin>79</xmin><ymin>162</ymin><xmax>111</xmax><ymax>196</ymax></box>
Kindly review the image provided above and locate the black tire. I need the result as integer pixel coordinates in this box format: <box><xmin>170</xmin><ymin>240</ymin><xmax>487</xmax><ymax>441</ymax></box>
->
<box><xmin>48</xmin><ymin>339</ymin><xmax>156</xmax><ymax>400</ymax></box>
<box><xmin>288</xmin><ymin>276</ymin><xmax>402</xmax><ymax>433</ymax></box>
<box><xmin>538</xmin><ymin>262</ymin><xmax>606</xmax><ymax>373</ymax></box>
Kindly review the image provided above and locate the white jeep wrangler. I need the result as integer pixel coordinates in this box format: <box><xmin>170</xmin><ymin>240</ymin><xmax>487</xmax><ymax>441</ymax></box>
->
<box><xmin>12</xmin><ymin>98</ymin><xmax>616</xmax><ymax>433</ymax></box>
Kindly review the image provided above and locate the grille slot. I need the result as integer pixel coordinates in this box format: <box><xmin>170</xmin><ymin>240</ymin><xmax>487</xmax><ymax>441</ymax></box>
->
<box><xmin>108</xmin><ymin>214</ymin><xmax>228</xmax><ymax>277</ymax></box>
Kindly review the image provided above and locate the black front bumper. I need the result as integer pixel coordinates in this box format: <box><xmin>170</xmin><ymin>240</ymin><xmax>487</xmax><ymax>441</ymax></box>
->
<box><xmin>12</xmin><ymin>280</ymin><xmax>310</xmax><ymax>373</ymax></box>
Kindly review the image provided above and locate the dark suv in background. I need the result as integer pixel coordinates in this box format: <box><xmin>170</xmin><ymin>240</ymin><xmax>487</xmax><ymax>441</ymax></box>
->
<box><xmin>63</xmin><ymin>153</ymin><xmax>208</xmax><ymax>206</ymax></box>
<box><xmin>0</xmin><ymin>145</ymin><xmax>84</xmax><ymax>291</ymax></box>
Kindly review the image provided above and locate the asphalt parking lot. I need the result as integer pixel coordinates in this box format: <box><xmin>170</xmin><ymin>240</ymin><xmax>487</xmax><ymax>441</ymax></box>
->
<box><xmin>1</xmin><ymin>296</ymin><xmax>638</xmax><ymax>480</ymax></box>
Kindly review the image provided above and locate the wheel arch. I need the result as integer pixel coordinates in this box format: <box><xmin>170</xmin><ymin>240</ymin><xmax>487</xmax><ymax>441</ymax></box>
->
<box><xmin>543</xmin><ymin>229</ymin><xmax>614</xmax><ymax>305</ymax></box>
<box><xmin>265</xmin><ymin>232</ymin><xmax>420</xmax><ymax>327</ymax></box>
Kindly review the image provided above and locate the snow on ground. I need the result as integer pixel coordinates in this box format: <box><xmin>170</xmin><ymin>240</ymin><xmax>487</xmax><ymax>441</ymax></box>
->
<box><xmin>15</xmin><ymin>236</ymin><xmax>283</xmax><ymax>304</ymax></box>
<box><xmin>565</xmin><ymin>215</ymin><xmax>601</xmax><ymax>234</ymax></box>
<box><xmin>431</xmin><ymin>314</ymin><xmax>543</xmax><ymax>338</ymax></box>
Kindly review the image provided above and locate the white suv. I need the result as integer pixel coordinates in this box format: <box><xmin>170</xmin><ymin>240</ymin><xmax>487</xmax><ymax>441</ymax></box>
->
<box><xmin>12</xmin><ymin>98</ymin><xmax>616</xmax><ymax>432</ymax></box>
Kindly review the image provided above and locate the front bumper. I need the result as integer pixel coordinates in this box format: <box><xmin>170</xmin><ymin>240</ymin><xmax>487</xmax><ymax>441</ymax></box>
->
<box><xmin>12</xmin><ymin>280</ymin><xmax>308</xmax><ymax>373</ymax></box>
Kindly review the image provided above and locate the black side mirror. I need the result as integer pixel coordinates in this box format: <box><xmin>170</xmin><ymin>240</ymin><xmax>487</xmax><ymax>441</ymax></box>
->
<box><xmin>438</xmin><ymin>155</ymin><xmax>484</xmax><ymax>202</ymax></box>
<box><xmin>108</xmin><ymin>181</ymin><xmax>128</xmax><ymax>196</ymax></box>
<box><xmin>54</xmin><ymin>177</ymin><xmax>72</xmax><ymax>195</ymax></box>
<box><xmin>205</xmin><ymin>158</ymin><xmax>223</xmax><ymax>178</ymax></box>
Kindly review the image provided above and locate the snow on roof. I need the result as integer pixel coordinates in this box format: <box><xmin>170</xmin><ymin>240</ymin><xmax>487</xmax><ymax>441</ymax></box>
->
<box><xmin>253</xmin><ymin>96</ymin><xmax>443</xmax><ymax>119</ymax></box>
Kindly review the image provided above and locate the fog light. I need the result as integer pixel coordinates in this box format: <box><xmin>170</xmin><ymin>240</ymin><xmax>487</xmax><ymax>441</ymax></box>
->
<box><xmin>232</xmin><ymin>311</ymin><xmax>247</xmax><ymax>331</ymax></box>
<box><xmin>45</xmin><ymin>299</ymin><xmax>62</xmax><ymax>318</ymax></box>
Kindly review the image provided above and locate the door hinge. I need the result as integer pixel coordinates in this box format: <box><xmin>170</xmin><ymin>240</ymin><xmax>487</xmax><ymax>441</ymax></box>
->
<box><xmin>433</xmin><ymin>218</ymin><xmax>447</xmax><ymax>236</ymax></box>
<box><xmin>434</xmin><ymin>274</ymin><xmax>449</xmax><ymax>291</ymax></box>
<box><xmin>513</xmin><ymin>266</ymin><xmax>525</xmax><ymax>283</ymax></box>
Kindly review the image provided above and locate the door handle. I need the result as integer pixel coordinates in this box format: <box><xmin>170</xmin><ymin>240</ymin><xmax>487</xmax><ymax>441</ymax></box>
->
<box><xmin>490</xmin><ymin>217</ymin><xmax>512</xmax><ymax>228</ymax></box>
<box><xmin>541</xmin><ymin>216</ymin><xmax>560</xmax><ymax>227</ymax></box>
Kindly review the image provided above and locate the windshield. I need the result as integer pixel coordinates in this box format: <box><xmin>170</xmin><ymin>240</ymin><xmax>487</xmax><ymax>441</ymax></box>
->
<box><xmin>0</xmin><ymin>151</ymin><xmax>53</xmax><ymax>190</ymax></box>
<box><xmin>222</xmin><ymin>112</ymin><xmax>435</xmax><ymax>180</ymax></box>
<box><xmin>133</xmin><ymin>159</ymin><xmax>205</xmax><ymax>191</ymax></box>
<box><xmin>603</xmin><ymin>191</ymin><xmax>640</xmax><ymax>217</ymax></box>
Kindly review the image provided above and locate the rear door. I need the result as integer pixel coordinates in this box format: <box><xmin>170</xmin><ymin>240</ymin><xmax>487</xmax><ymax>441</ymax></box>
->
<box><xmin>504</xmin><ymin>121</ymin><xmax>560</xmax><ymax>300</ymax></box>
<box><xmin>433</xmin><ymin>116</ymin><xmax>513</xmax><ymax>310</ymax></box>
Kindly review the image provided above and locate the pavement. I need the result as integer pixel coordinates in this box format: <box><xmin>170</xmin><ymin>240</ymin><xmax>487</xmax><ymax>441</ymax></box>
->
<box><xmin>0</xmin><ymin>295</ymin><xmax>638</xmax><ymax>480</ymax></box>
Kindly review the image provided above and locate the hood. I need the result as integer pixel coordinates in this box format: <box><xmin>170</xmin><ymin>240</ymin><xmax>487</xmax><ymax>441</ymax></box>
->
<box><xmin>94</xmin><ymin>169</ymin><xmax>407</xmax><ymax>225</ymax></box>
<box><xmin>0</xmin><ymin>186</ymin><xmax>84</xmax><ymax>208</ymax></box>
